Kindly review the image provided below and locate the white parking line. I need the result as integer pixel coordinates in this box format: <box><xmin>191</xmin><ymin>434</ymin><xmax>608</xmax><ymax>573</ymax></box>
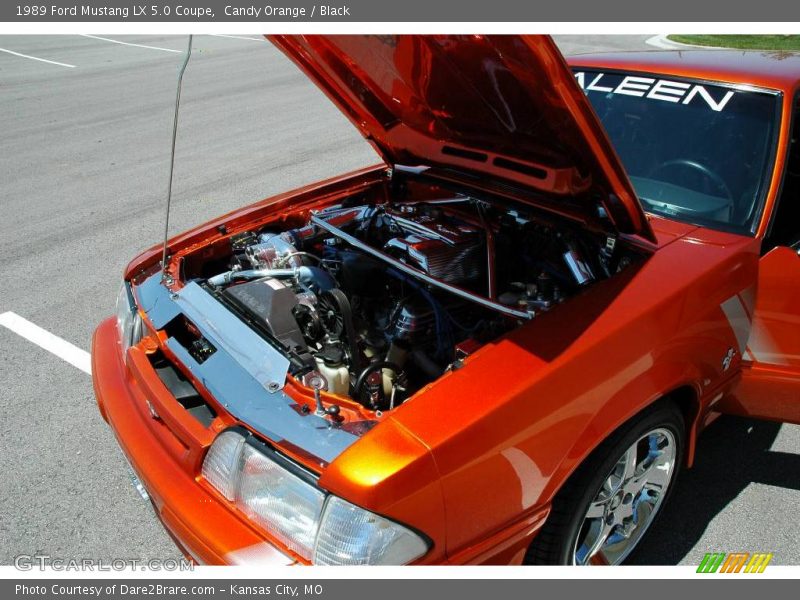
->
<box><xmin>0</xmin><ymin>47</ymin><xmax>76</xmax><ymax>68</ymax></box>
<box><xmin>80</xmin><ymin>34</ymin><xmax>181</xmax><ymax>54</ymax></box>
<box><xmin>210</xmin><ymin>34</ymin><xmax>266</xmax><ymax>42</ymax></box>
<box><xmin>0</xmin><ymin>311</ymin><xmax>91</xmax><ymax>374</ymax></box>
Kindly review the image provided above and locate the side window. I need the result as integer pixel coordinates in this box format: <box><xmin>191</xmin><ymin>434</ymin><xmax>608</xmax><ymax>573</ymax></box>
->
<box><xmin>765</xmin><ymin>95</ymin><xmax>800</xmax><ymax>251</ymax></box>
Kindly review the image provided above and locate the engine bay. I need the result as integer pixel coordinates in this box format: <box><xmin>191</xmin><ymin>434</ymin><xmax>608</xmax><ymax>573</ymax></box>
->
<box><xmin>186</xmin><ymin>185</ymin><xmax>639</xmax><ymax>414</ymax></box>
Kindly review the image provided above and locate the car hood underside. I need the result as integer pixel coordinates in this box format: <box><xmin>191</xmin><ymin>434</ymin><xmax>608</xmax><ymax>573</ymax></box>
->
<box><xmin>269</xmin><ymin>34</ymin><xmax>655</xmax><ymax>242</ymax></box>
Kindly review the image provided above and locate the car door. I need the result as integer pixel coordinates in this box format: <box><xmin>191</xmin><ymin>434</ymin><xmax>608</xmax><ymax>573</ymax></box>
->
<box><xmin>719</xmin><ymin>92</ymin><xmax>800</xmax><ymax>424</ymax></box>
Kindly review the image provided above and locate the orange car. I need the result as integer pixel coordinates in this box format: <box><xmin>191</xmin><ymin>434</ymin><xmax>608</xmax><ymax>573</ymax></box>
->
<box><xmin>92</xmin><ymin>35</ymin><xmax>800</xmax><ymax>566</ymax></box>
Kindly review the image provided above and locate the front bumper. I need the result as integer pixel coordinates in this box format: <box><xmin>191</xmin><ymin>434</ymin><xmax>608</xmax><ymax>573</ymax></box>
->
<box><xmin>93</xmin><ymin>316</ymin><xmax>547</xmax><ymax>566</ymax></box>
<box><xmin>92</xmin><ymin>317</ymin><xmax>296</xmax><ymax>566</ymax></box>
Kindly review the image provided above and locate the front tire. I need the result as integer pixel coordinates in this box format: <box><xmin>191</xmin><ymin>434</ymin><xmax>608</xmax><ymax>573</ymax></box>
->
<box><xmin>525</xmin><ymin>401</ymin><xmax>684</xmax><ymax>565</ymax></box>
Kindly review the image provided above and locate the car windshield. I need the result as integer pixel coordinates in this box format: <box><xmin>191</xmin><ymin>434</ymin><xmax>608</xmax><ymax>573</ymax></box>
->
<box><xmin>574</xmin><ymin>69</ymin><xmax>780</xmax><ymax>233</ymax></box>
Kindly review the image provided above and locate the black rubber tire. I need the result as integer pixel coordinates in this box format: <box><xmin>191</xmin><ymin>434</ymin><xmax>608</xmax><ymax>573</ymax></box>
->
<box><xmin>524</xmin><ymin>400</ymin><xmax>685</xmax><ymax>565</ymax></box>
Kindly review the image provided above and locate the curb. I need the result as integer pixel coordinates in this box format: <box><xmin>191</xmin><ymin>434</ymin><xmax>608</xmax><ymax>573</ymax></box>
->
<box><xmin>645</xmin><ymin>35</ymin><xmax>723</xmax><ymax>50</ymax></box>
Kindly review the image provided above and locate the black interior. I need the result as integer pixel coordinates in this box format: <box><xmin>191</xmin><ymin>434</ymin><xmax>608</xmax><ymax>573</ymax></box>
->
<box><xmin>765</xmin><ymin>96</ymin><xmax>800</xmax><ymax>251</ymax></box>
<box><xmin>580</xmin><ymin>70</ymin><xmax>780</xmax><ymax>233</ymax></box>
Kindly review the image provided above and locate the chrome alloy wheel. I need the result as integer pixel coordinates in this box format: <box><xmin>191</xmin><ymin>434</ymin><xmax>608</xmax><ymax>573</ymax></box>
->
<box><xmin>572</xmin><ymin>428</ymin><xmax>677</xmax><ymax>565</ymax></box>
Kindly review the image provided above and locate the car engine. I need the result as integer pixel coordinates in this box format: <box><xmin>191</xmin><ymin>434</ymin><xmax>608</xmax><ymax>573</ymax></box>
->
<box><xmin>203</xmin><ymin>198</ymin><xmax>631</xmax><ymax>412</ymax></box>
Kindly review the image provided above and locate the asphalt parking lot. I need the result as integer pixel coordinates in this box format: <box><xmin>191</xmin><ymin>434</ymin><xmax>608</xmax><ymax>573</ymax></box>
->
<box><xmin>0</xmin><ymin>34</ymin><xmax>798</xmax><ymax>567</ymax></box>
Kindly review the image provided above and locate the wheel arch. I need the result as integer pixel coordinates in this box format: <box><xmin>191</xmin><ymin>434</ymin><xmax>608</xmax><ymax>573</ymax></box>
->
<box><xmin>664</xmin><ymin>384</ymin><xmax>702</xmax><ymax>468</ymax></box>
<box><xmin>524</xmin><ymin>391</ymin><xmax>692</xmax><ymax>565</ymax></box>
<box><xmin>539</xmin><ymin>380</ymin><xmax>702</xmax><ymax>512</ymax></box>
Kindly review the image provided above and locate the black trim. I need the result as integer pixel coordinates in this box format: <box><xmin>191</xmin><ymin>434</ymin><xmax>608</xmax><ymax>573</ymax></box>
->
<box><xmin>209</xmin><ymin>426</ymin><xmax>320</xmax><ymax>487</ymax></box>
<box><xmin>763</xmin><ymin>88</ymin><xmax>800</xmax><ymax>251</ymax></box>
<box><xmin>493</xmin><ymin>156</ymin><xmax>548</xmax><ymax>180</ymax></box>
<box><xmin>441</xmin><ymin>145</ymin><xmax>488</xmax><ymax>162</ymax></box>
<box><xmin>243</xmin><ymin>433</ymin><xmax>321</xmax><ymax>488</ymax></box>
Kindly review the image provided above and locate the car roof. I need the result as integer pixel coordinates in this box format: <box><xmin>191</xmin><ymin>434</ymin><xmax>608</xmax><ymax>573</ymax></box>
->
<box><xmin>567</xmin><ymin>50</ymin><xmax>800</xmax><ymax>92</ymax></box>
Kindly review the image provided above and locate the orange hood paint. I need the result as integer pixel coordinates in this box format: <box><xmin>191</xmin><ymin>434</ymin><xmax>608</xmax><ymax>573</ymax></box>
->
<box><xmin>270</xmin><ymin>34</ymin><xmax>656</xmax><ymax>243</ymax></box>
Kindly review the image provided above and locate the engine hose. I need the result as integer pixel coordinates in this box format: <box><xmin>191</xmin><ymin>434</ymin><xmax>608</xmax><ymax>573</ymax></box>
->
<box><xmin>410</xmin><ymin>350</ymin><xmax>441</xmax><ymax>380</ymax></box>
<box><xmin>320</xmin><ymin>288</ymin><xmax>362</xmax><ymax>373</ymax></box>
<box><xmin>353</xmin><ymin>360</ymin><xmax>404</xmax><ymax>404</ymax></box>
<box><xmin>385</xmin><ymin>268</ymin><xmax>453</xmax><ymax>358</ymax></box>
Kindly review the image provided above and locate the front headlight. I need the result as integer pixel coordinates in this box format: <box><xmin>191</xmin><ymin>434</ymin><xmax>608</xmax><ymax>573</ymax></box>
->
<box><xmin>238</xmin><ymin>443</ymin><xmax>326</xmax><ymax>560</ymax></box>
<box><xmin>313</xmin><ymin>496</ymin><xmax>428</xmax><ymax>565</ymax></box>
<box><xmin>202</xmin><ymin>430</ymin><xmax>429</xmax><ymax>565</ymax></box>
<box><xmin>115</xmin><ymin>282</ymin><xmax>143</xmax><ymax>356</ymax></box>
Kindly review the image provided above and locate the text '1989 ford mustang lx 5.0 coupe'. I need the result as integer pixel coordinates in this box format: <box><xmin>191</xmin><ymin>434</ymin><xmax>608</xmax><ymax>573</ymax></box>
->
<box><xmin>92</xmin><ymin>35</ymin><xmax>800</xmax><ymax>565</ymax></box>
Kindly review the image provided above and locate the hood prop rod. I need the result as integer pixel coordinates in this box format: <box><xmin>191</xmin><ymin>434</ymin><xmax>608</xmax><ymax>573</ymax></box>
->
<box><xmin>160</xmin><ymin>34</ymin><xmax>193</xmax><ymax>284</ymax></box>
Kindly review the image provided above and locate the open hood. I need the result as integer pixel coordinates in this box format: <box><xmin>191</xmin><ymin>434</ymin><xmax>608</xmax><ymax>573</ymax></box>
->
<box><xmin>269</xmin><ymin>34</ymin><xmax>655</xmax><ymax>242</ymax></box>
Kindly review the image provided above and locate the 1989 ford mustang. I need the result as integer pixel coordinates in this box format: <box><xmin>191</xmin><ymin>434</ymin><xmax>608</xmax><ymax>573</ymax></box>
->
<box><xmin>92</xmin><ymin>35</ymin><xmax>800</xmax><ymax>565</ymax></box>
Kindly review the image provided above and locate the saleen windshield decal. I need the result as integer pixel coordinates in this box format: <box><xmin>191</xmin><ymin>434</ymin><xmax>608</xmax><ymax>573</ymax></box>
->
<box><xmin>574</xmin><ymin>71</ymin><xmax>735</xmax><ymax>112</ymax></box>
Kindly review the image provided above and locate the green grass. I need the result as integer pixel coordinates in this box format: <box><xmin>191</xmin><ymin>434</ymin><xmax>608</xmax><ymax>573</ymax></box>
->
<box><xmin>667</xmin><ymin>35</ymin><xmax>800</xmax><ymax>51</ymax></box>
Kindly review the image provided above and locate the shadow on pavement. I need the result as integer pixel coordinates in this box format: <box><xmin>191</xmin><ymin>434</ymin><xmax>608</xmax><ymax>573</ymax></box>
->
<box><xmin>628</xmin><ymin>415</ymin><xmax>800</xmax><ymax>565</ymax></box>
